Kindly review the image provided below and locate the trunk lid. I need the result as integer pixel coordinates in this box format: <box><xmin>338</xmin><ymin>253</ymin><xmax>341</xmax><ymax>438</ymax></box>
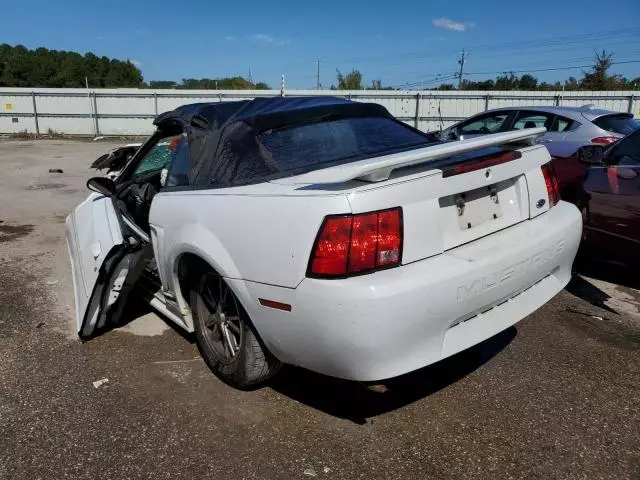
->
<box><xmin>338</xmin><ymin>143</ymin><xmax>552</xmax><ymax>263</ymax></box>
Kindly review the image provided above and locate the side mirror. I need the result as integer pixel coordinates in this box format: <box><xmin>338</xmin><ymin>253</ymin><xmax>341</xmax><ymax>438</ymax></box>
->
<box><xmin>577</xmin><ymin>145</ymin><xmax>604</xmax><ymax>165</ymax></box>
<box><xmin>87</xmin><ymin>176</ymin><xmax>116</xmax><ymax>197</ymax></box>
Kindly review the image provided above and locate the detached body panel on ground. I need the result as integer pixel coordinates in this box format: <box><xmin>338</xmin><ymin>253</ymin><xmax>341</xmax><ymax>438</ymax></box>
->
<box><xmin>66</xmin><ymin>97</ymin><xmax>582</xmax><ymax>387</ymax></box>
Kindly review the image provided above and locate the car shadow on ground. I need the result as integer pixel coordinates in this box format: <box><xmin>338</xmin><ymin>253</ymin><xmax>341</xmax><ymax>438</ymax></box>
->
<box><xmin>114</xmin><ymin>295</ymin><xmax>196</xmax><ymax>344</ymax></box>
<box><xmin>269</xmin><ymin>327</ymin><xmax>516</xmax><ymax>424</ymax></box>
<box><xmin>566</xmin><ymin>252</ymin><xmax>640</xmax><ymax>315</ymax></box>
<box><xmin>573</xmin><ymin>250</ymin><xmax>640</xmax><ymax>291</ymax></box>
<box><xmin>565</xmin><ymin>274</ymin><xmax>617</xmax><ymax>314</ymax></box>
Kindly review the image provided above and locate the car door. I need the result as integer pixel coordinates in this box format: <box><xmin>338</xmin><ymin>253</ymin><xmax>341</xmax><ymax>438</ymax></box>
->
<box><xmin>66</xmin><ymin>132</ymin><xmax>184</xmax><ymax>338</ymax></box>
<box><xmin>583</xmin><ymin>128</ymin><xmax>640</xmax><ymax>246</ymax></box>
<box><xmin>66</xmin><ymin>192</ymin><xmax>127</xmax><ymax>337</ymax></box>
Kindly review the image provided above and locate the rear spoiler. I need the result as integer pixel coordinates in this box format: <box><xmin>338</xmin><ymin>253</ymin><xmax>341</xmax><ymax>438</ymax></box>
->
<box><xmin>291</xmin><ymin>127</ymin><xmax>546</xmax><ymax>184</ymax></box>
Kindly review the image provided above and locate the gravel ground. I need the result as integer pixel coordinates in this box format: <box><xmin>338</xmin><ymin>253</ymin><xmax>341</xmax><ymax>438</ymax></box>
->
<box><xmin>0</xmin><ymin>140</ymin><xmax>639</xmax><ymax>480</ymax></box>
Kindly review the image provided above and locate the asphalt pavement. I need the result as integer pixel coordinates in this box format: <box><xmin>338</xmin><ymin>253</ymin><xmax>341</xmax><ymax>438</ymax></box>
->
<box><xmin>0</xmin><ymin>140</ymin><xmax>638</xmax><ymax>479</ymax></box>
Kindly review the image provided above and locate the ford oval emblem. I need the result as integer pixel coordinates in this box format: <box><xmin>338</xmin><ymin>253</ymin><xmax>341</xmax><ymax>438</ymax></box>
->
<box><xmin>536</xmin><ymin>198</ymin><xmax>546</xmax><ymax>209</ymax></box>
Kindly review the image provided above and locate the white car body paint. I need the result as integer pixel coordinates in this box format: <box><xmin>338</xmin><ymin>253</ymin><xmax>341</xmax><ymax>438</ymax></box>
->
<box><xmin>67</xmin><ymin>128</ymin><xmax>581</xmax><ymax>381</ymax></box>
<box><xmin>66</xmin><ymin>193</ymin><xmax>123</xmax><ymax>332</ymax></box>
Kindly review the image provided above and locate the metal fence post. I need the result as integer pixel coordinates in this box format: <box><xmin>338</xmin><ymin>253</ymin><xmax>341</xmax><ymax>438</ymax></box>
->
<box><xmin>554</xmin><ymin>95</ymin><xmax>561</xmax><ymax>107</ymax></box>
<box><xmin>31</xmin><ymin>92</ymin><xmax>40</xmax><ymax>136</ymax></box>
<box><xmin>414</xmin><ymin>92</ymin><xmax>421</xmax><ymax>129</ymax></box>
<box><xmin>153</xmin><ymin>92</ymin><xmax>158</xmax><ymax>116</ymax></box>
<box><xmin>628</xmin><ymin>94</ymin><xmax>635</xmax><ymax>114</ymax></box>
<box><xmin>92</xmin><ymin>91</ymin><xmax>100</xmax><ymax>136</ymax></box>
<box><xmin>484</xmin><ymin>94</ymin><xmax>490</xmax><ymax>111</ymax></box>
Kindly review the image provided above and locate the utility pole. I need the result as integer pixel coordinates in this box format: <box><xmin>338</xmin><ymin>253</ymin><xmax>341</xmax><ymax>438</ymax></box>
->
<box><xmin>457</xmin><ymin>49</ymin><xmax>467</xmax><ymax>89</ymax></box>
<box><xmin>316</xmin><ymin>60</ymin><xmax>321</xmax><ymax>90</ymax></box>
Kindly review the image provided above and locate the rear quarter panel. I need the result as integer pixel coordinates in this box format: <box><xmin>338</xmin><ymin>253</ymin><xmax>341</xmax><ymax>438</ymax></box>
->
<box><xmin>148</xmin><ymin>187</ymin><xmax>352</xmax><ymax>290</ymax></box>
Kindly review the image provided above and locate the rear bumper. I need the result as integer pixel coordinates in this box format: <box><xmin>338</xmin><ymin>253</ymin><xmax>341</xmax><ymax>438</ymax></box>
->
<box><xmin>231</xmin><ymin>201</ymin><xmax>581</xmax><ymax>381</ymax></box>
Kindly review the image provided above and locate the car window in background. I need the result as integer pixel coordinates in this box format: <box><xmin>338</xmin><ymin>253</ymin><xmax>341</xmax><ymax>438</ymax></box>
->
<box><xmin>593</xmin><ymin>114</ymin><xmax>640</xmax><ymax>135</ymax></box>
<box><xmin>460</xmin><ymin>113</ymin><xmax>510</xmax><ymax>135</ymax></box>
<box><xmin>607</xmin><ymin>128</ymin><xmax>640</xmax><ymax>164</ymax></box>
<box><xmin>259</xmin><ymin>116</ymin><xmax>431</xmax><ymax>172</ymax></box>
<box><xmin>549</xmin><ymin>115</ymin><xmax>577</xmax><ymax>132</ymax></box>
<box><xmin>511</xmin><ymin>111</ymin><xmax>554</xmax><ymax>130</ymax></box>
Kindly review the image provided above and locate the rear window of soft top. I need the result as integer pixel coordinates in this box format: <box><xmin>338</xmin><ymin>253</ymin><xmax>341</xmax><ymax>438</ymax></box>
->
<box><xmin>258</xmin><ymin>116</ymin><xmax>431</xmax><ymax>172</ymax></box>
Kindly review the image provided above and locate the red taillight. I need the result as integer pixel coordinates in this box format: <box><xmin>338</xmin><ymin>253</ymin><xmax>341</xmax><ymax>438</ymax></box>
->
<box><xmin>376</xmin><ymin>209</ymin><xmax>402</xmax><ymax>267</ymax></box>
<box><xmin>541</xmin><ymin>162</ymin><xmax>560</xmax><ymax>207</ymax></box>
<box><xmin>309</xmin><ymin>208</ymin><xmax>403</xmax><ymax>278</ymax></box>
<box><xmin>348</xmin><ymin>213</ymin><xmax>378</xmax><ymax>273</ymax></box>
<box><xmin>310</xmin><ymin>216</ymin><xmax>352</xmax><ymax>276</ymax></box>
<box><xmin>591</xmin><ymin>136</ymin><xmax>618</xmax><ymax>145</ymax></box>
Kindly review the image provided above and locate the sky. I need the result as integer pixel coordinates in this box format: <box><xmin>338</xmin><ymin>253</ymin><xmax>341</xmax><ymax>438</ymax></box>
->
<box><xmin>2</xmin><ymin>0</ymin><xmax>640</xmax><ymax>89</ymax></box>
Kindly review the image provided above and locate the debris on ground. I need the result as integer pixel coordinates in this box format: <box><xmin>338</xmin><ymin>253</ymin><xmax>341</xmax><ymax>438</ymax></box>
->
<box><xmin>566</xmin><ymin>307</ymin><xmax>608</xmax><ymax>321</ymax></box>
<box><xmin>36</xmin><ymin>322</ymin><xmax>45</xmax><ymax>329</ymax></box>
<box><xmin>46</xmin><ymin>279</ymin><xmax>58</xmax><ymax>285</ymax></box>
<box><xmin>48</xmin><ymin>168</ymin><xmax>64</xmax><ymax>173</ymax></box>
<box><xmin>92</xmin><ymin>378</ymin><xmax>109</xmax><ymax>389</ymax></box>
<box><xmin>303</xmin><ymin>469</ymin><xmax>317</xmax><ymax>477</ymax></box>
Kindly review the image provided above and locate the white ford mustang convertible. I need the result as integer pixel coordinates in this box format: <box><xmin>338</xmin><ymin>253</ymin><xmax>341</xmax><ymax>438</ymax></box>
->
<box><xmin>66</xmin><ymin>97</ymin><xmax>581</xmax><ymax>389</ymax></box>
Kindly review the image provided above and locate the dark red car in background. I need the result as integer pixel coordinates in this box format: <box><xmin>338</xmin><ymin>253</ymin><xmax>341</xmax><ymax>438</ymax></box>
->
<box><xmin>565</xmin><ymin>127</ymin><xmax>640</xmax><ymax>261</ymax></box>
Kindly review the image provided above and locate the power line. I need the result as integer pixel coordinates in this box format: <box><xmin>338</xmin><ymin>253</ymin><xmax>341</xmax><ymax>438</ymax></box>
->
<box><xmin>464</xmin><ymin>59</ymin><xmax>640</xmax><ymax>76</ymax></box>
<box><xmin>315</xmin><ymin>27</ymin><xmax>640</xmax><ymax>68</ymax></box>
<box><xmin>299</xmin><ymin>37</ymin><xmax>640</xmax><ymax>87</ymax></box>
<box><xmin>391</xmin><ymin>59</ymin><xmax>640</xmax><ymax>90</ymax></box>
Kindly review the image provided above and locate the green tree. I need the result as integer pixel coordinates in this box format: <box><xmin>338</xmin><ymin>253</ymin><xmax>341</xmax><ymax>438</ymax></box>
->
<box><xmin>564</xmin><ymin>76</ymin><xmax>579</xmax><ymax>91</ymax></box>
<box><xmin>518</xmin><ymin>74</ymin><xmax>538</xmax><ymax>90</ymax></box>
<box><xmin>149</xmin><ymin>80</ymin><xmax>178</xmax><ymax>89</ymax></box>
<box><xmin>0</xmin><ymin>44</ymin><xmax>143</xmax><ymax>87</ymax></box>
<box><xmin>336</xmin><ymin>69</ymin><xmax>363</xmax><ymax>89</ymax></box>
<box><xmin>495</xmin><ymin>72</ymin><xmax>518</xmax><ymax>90</ymax></box>
<box><xmin>580</xmin><ymin>50</ymin><xmax>626</xmax><ymax>90</ymax></box>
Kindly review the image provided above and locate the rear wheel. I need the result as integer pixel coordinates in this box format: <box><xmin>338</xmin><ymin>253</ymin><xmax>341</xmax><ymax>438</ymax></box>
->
<box><xmin>581</xmin><ymin>206</ymin><xmax>589</xmax><ymax>243</ymax></box>
<box><xmin>191</xmin><ymin>270</ymin><xmax>281</xmax><ymax>389</ymax></box>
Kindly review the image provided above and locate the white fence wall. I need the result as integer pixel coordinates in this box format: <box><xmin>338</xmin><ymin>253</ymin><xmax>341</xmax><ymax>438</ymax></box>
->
<box><xmin>0</xmin><ymin>88</ymin><xmax>637</xmax><ymax>136</ymax></box>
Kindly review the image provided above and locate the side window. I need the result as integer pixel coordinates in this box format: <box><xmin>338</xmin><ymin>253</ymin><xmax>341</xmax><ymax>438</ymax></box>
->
<box><xmin>549</xmin><ymin>115</ymin><xmax>577</xmax><ymax>132</ymax></box>
<box><xmin>607</xmin><ymin>128</ymin><xmax>640</xmax><ymax>165</ymax></box>
<box><xmin>460</xmin><ymin>113</ymin><xmax>510</xmax><ymax>135</ymax></box>
<box><xmin>511</xmin><ymin>111</ymin><xmax>554</xmax><ymax>130</ymax></box>
<box><xmin>165</xmin><ymin>134</ymin><xmax>190</xmax><ymax>187</ymax></box>
<box><xmin>132</xmin><ymin>134</ymin><xmax>183</xmax><ymax>181</ymax></box>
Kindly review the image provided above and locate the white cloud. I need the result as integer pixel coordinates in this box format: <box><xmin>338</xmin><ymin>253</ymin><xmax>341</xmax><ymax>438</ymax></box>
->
<box><xmin>224</xmin><ymin>35</ymin><xmax>237</xmax><ymax>41</ymax></box>
<box><xmin>251</xmin><ymin>33</ymin><xmax>290</xmax><ymax>45</ymax></box>
<box><xmin>131</xmin><ymin>60</ymin><xmax>142</xmax><ymax>67</ymax></box>
<box><xmin>432</xmin><ymin>18</ymin><xmax>474</xmax><ymax>32</ymax></box>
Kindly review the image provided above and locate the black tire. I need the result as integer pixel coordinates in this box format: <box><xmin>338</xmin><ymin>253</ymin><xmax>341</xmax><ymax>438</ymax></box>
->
<box><xmin>190</xmin><ymin>269</ymin><xmax>281</xmax><ymax>389</ymax></box>
<box><xmin>581</xmin><ymin>206</ymin><xmax>589</xmax><ymax>243</ymax></box>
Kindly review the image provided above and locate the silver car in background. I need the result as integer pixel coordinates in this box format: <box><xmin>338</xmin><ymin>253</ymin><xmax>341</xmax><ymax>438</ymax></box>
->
<box><xmin>432</xmin><ymin>105</ymin><xmax>640</xmax><ymax>157</ymax></box>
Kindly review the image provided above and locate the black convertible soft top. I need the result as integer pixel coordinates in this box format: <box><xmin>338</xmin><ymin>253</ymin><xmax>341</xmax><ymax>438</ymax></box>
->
<box><xmin>153</xmin><ymin>97</ymin><xmax>411</xmax><ymax>188</ymax></box>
